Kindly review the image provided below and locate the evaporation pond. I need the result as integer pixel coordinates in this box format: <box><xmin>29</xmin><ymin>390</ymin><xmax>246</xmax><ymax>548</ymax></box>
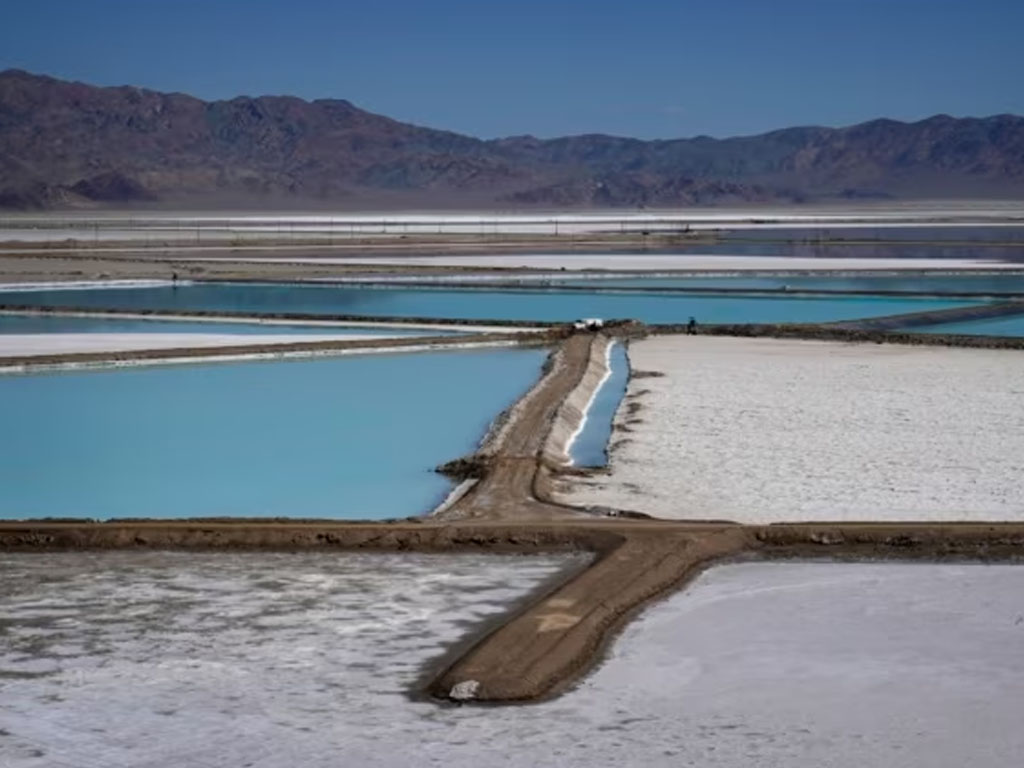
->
<box><xmin>570</xmin><ymin>341</ymin><xmax>629</xmax><ymax>466</ymax></box>
<box><xmin>912</xmin><ymin>313</ymin><xmax>1024</xmax><ymax>337</ymax></box>
<box><xmin>556</xmin><ymin>271</ymin><xmax>1024</xmax><ymax>294</ymax></box>
<box><xmin>1</xmin><ymin>282</ymin><xmax>979</xmax><ymax>324</ymax></box>
<box><xmin>0</xmin><ymin>347</ymin><xmax>546</xmax><ymax>519</ymax></box>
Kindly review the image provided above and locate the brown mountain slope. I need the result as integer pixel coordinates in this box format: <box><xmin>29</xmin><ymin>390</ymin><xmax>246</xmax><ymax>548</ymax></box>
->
<box><xmin>1</xmin><ymin>69</ymin><xmax>1022</xmax><ymax>209</ymax></box>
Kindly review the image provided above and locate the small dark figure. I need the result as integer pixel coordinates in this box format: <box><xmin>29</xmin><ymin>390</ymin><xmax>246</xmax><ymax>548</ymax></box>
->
<box><xmin>171</xmin><ymin>272</ymin><xmax>179</xmax><ymax>289</ymax></box>
<box><xmin>687</xmin><ymin>316</ymin><xmax>698</xmax><ymax>335</ymax></box>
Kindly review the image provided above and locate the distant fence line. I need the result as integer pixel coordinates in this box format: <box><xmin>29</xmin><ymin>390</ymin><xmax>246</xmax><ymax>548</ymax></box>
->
<box><xmin>4</xmin><ymin>214</ymin><xmax>1024</xmax><ymax>245</ymax></box>
<box><xmin>0</xmin><ymin>215</ymin><xmax>700</xmax><ymax>231</ymax></box>
<box><xmin>0</xmin><ymin>215</ymin><xmax>710</xmax><ymax>243</ymax></box>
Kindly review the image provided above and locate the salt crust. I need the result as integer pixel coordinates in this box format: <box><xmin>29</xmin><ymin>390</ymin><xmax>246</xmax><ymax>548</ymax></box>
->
<box><xmin>559</xmin><ymin>335</ymin><xmax>1024</xmax><ymax>522</ymax></box>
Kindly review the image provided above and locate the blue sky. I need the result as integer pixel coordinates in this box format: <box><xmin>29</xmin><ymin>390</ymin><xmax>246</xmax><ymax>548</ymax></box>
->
<box><xmin>1</xmin><ymin>0</ymin><xmax>1021</xmax><ymax>140</ymax></box>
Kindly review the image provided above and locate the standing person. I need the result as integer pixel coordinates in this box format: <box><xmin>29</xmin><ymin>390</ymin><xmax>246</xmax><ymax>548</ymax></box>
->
<box><xmin>687</xmin><ymin>316</ymin><xmax>698</xmax><ymax>335</ymax></box>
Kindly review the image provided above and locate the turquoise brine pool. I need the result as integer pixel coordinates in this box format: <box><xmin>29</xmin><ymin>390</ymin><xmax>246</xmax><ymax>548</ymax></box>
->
<box><xmin>0</xmin><ymin>313</ymin><xmax>450</xmax><ymax>336</ymax></box>
<box><xmin>912</xmin><ymin>314</ymin><xmax>1024</xmax><ymax>337</ymax></box>
<box><xmin>0</xmin><ymin>283</ymin><xmax>980</xmax><ymax>325</ymax></box>
<box><xmin>570</xmin><ymin>342</ymin><xmax>629</xmax><ymax>467</ymax></box>
<box><xmin>555</xmin><ymin>273</ymin><xmax>1024</xmax><ymax>294</ymax></box>
<box><xmin>0</xmin><ymin>347</ymin><xmax>546</xmax><ymax>520</ymax></box>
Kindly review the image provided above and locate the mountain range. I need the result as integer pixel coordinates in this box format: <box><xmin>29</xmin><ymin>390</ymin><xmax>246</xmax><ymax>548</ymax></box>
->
<box><xmin>1</xmin><ymin>69</ymin><xmax>1022</xmax><ymax>210</ymax></box>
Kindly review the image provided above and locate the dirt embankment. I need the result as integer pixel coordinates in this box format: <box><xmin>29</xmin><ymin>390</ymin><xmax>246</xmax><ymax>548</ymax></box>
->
<box><xmin>0</xmin><ymin>303</ymin><xmax>563</xmax><ymax>329</ymax></box>
<box><xmin>5</xmin><ymin>517</ymin><xmax>1024</xmax><ymax>704</ymax></box>
<box><xmin>540</xmin><ymin>334</ymin><xmax>613</xmax><ymax>466</ymax></box>
<box><xmin>655</xmin><ymin>322</ymin><xmax>1024</xmax><ymax>350</ymax></box>
<box><xmin>754</xmin><ymin>522</ymin><xmax>1024</xmax><ymax>561</ymax></box>
<box><xmin>429</xmin><ymin>524</ymin><xmax>748</xmax><ymax>701</ymax></box>
<box><xmin>0</xmin><ymin>519</ymin><xmax>621</xmax><ymax>554</ymax></box>
<box><xmin>435</xmin><ymin>333</ymin><xmax>599</xmax><ymax>521</ymax></box>
<box><xmin>0</xmin><ymin>331</ymin><xmax>548</xmax><ymax>370</ymax></box>
<box><xmin>829</xmin><ymin>300</ymin><xmax>1024</xmax><ymax>331</ymax></box>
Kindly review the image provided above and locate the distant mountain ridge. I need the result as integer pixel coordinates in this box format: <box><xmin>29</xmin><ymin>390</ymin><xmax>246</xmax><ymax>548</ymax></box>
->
<box><xmin>1</xmin><ymin>69</ymin><xmax>1022</xmax><ymax>209</ymax></box>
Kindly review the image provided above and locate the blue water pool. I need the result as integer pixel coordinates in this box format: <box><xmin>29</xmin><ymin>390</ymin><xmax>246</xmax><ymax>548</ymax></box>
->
<box><xmin>0</xmin><ymin>347</ymin><xmax>546</xmax><ymax>520</ymax></box>
<box><xmin>0</xmin><ymin>282</ymin><xmax>980</xmax><ymax>325</ymax></box>
<box><xmin>555</xmin><ymin>273</ymin><xmax>1024</xmax><ymax>294</ymax></box>
<box><xmin>911</xmin><ymin>314</ymin><xmax>1024</xmax><ymax>337</ymax></box>
<box><xmin>569</xmin><ymin>341</ymin><xmax>629</xmax><ymax>467</ymax></box>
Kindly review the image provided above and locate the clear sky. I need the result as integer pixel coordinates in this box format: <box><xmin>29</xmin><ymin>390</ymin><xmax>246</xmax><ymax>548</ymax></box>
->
<box><xmin>1</xmin><ymin>0</ymin><xmax>1021</xmax><ymax>140</ymax></box>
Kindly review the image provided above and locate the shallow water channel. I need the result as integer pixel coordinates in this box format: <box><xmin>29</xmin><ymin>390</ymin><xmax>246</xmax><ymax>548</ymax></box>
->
<box><xmin>1</xmin><ymin>556</ymin><xmax>1020</xmax><ymax>767</ymax></box>
<box><xmin>0</xmin><ymin>347</ymin><xmax>546</xmax><ymax>519</ymax></box>
<box><xmin>569</xmin><ymin>341</ymin><xmax>629</xmax><ymax>467</ymax></box>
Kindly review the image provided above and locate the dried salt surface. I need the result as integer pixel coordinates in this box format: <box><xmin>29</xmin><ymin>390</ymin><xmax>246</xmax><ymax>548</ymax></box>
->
<box><xmin>0</xmin><ymin>552</ymin><xmax>580</xmax><ymax>767</ymax></box>
<box><xmin>574</xmin><ymin>562</ymin><xmax>1024</xmax><ymax>768</ymax></box>
<box><xmin>3</xmin><ymin>555</ymin><xmax>1021</xmax><ymax>767</ymax></box>
<box><xmin>560</xmin><ymin>336</ymin><xmax>1024</xmax><ymax>522</ymax></box>
<box><xmin>0</xmin><ymin>331</ymin><xmax>411</xmax><ymax>357</ymax></box>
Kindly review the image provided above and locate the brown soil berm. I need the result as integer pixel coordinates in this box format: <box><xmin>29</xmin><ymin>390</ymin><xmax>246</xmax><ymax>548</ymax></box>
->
<box><xmin>0</xmin><ymin>304</ymin><xmax>562</xmax><ymax>329</ymax></box>
<box><xmin>655</xmin><ymin>322</ymin><xmax>1024</xmax><ymax>350</ymax></box>
<box><xmin>4</xmin><ymin>330</ymin><xmax>1024</xmax><ymax>704</ymax></box>
<box><xmin>4</xmin><ymin>517</ymin><xmax>1023</xmax><ymax>704</ymax></box>
<box><xmin>436</xmin><ymin>333</ymin><xmax>596</xmax><ymax>521</ymax></box>
<box><xmin>0</xmin><ymin>230</ymin><xmax>714</xmax><ymax>257</ymax></box>
<box><xmin>0</xmin><ymin>329</ymin><xmax>560</xmax><ymax>369</ymax></box>
<box><xmin>829</xmin><ymin>299</ymin><xmax>1024</xmax><ymax>331</ymax></box>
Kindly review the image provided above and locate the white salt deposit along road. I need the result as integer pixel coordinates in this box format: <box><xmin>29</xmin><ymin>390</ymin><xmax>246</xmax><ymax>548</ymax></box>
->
<box><xmin>0</xmin><ymin>331</ymin><xmax>410</xmax><ymax>357</ymax></box>
<box><xmin>3</xmin><ymin>554</ymin><xmax>1022</xmax><ymax>767</ymax></box>
<box><xmin>561</xmin><ymin>335</ymin><xmax>1024</xmax><ymax>522</ymax></box>
<box><xmin>174</xmin><ymin>253</ymin><xmax>1024</xmax><ymax>271</ymax></box>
